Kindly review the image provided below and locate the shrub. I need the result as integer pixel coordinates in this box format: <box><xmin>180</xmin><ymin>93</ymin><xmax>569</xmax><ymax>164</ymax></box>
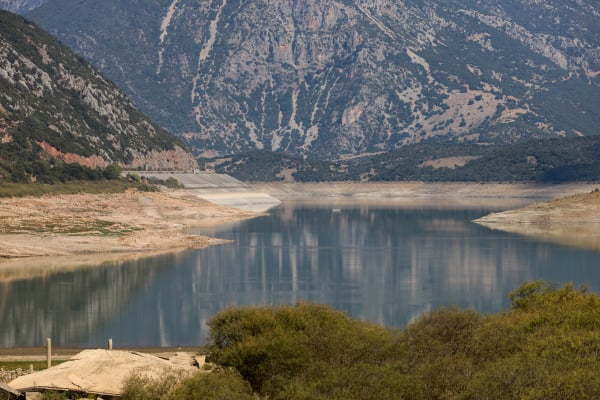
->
<box><xmin>279</xmin><ymin>363</ymin><xmax>421</xmax><ymax>400</ymax></box>
<box><xmin>167</xmin><ymin>369</ymin><xmax>256</xmax><ymax>400</ymax></box>
<box><xmin>126</xmin><ymin>173</ymin><xmax>142</xmax><ymax>182</ymax></box>
<box><xmin>121</xmin><ymin>369</ymin><xmax>188</xmax><ymax>400</ymax></box>
<box><xmin>136</xmin><ymin>183</ymin><xmax>159</xmax><ymax>192</ymax></box>
<box><xmin>207</xmin><ymin>303</ymin><xmax>395</xmax><ymax>396</ymax></box>
<box><xmin>103</xmin><ymin>163</ymin><xmax>123</xmax><ymax>180</ymax></box>
<box><xmin>121</xmin><ymin>368</ymin><xmax>255</xmax><ymax>400</ymax></box>
<box><xmin>121</xmin><ymin>282</ymin><xmax>600</xmax><ymax>400</ymax></box>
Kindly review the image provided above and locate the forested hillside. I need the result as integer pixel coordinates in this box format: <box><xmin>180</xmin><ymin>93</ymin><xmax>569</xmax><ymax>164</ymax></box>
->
<box><xmin>214</xmin><ymin>136</ymin><xmax>600</xmax><ymax>182</ymax></box>
<box><xmin>0</xmin><ymin>11</ymin><xmax>197</xmax><ymax>183</ymax></box>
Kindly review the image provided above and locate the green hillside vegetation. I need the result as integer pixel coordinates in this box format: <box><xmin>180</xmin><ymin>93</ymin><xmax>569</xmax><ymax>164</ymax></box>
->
<box><xmin>214</xmin><ymin>136</ymin><xmax>600</xmax><ymax>182</ymax></box>
<box><xmin>356</xmin><ymin>136</ymin><xmax>600</xmax><ymax>182</ymax></box>
<box><xmin>213</xmin><ymin>151</ymin><xmax>334</xmax><ymax>182</ymax></box>
<box><xmin>0</xmin><ymin>168</ymin><xmax>185</xmax><ymax>197</ymax></box>
<box><xmin>121</xmin><ymin>282</ymin><xmax>600</xmax><ymax>400</ymax></box>
<box><xmin>0</xmin><ymin>10</ymin><xmax>193</xmax><ymax>184</ymax></box>
<box><xmin>0</xmin><ymin>157</ymin><xmax>121</xmax><ymax>184</ymax></box>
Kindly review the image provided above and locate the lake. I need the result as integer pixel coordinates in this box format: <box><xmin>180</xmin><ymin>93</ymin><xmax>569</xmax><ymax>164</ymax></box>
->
<box><xmin>1</xmin><ymin>199</ymin><xmax>600</xmax><ymax>348</ymax></box>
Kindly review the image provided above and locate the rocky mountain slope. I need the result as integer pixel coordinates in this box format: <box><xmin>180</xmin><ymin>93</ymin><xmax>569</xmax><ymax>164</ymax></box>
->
<box><xmin>0</xmin><ymin>0</ymin><xmax>45</xmax><ymax>14</ymax></box>
<box><xmin>0</xmin><ymin>10</ymin><xmax>197</xmax><ymax>181</ymax></box>
<box><xmin>28</xmin><ymin>0</ymin><xmax>599</xmax><ymax>159</ymax></box>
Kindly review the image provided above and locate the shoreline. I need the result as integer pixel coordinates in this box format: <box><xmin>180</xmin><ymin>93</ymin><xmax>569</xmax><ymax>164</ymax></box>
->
<box><xmin>1</xmin><ymin>182</ymin><xmax>597</xmax><ymax>263</ymax></box>
<box><xmin>474</xmin><ymin>190</ymin><xmax>600</xmax><ymax>251</ymax></box>
<box><xmin>0</xmin><ymin>182</ymin><xmax>599</xmax><ymax>356</ymax></box>
<box><xmin>253</xmin><ymin>181</ymin><xmax>599</xmax><ymax>200</ymax></box>
<box><xmin>0</xmin><ymin>188</ymin><xmax>259</xmax><ymax>262</ymax></box>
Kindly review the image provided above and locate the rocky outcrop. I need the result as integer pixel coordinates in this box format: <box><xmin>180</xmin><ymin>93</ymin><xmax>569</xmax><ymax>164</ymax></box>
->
<box><xmin>126</xmin><ymin>146</ymin><xmax>199</xmax><ymax>171</ymax></box>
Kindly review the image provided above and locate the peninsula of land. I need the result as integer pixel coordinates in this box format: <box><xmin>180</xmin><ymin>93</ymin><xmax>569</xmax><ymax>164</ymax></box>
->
<box><xmin>475</xmin><ymin>189</ymin><xmax>600</xmax><ymax>251</ymax></box>
<box><xmin>0</xmin><ymin>189</ymin><xmax>258</xmax><ymax>260</ymax></box>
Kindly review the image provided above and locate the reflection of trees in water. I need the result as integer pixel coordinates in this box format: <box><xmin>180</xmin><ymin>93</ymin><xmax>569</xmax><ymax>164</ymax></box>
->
<box><xmin>198</xmin><ymin>205</ymin><xmax>546</xmax><ymax>328</ymax></box>
<box><xmin>0</xmin><ymin>253</ymin><xmax>182</xmax><ymax>347</ymax></box>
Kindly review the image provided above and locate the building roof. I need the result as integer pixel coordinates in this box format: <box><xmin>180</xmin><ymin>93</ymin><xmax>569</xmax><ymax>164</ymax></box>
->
<box><xmin>8</xmin><ymin>349</ymin><xmax>198</xmax><ymax>396</ymax></box>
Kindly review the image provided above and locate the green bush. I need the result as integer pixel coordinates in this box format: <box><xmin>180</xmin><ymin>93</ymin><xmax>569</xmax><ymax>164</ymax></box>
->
<box><xmin>135</xmin><ymin>183</ymin><xmax>160</xmax><ymax>192</ymax></box>
<box><xmin>119</xmin><ymin>282</ymin><xmax>600</xmax><ymax>400</ymax></box>
<box><xmin>279</xmin><ymin>363</ymin><xmax>421</xmax><ymax>400</ymax></box>
<box><xmin>207</xmin><ymin>303</ymin><xmax>395</xmax><ymax>396</ymax></box>
<box><xmin>207</xmin><ymin>283</ymin><xmax>600</xmax><ymax>399</ymax></box>
<box><xmin>103</xmin><ymin>163</ymin><xmax>123</xmax><ymax>180</ymax></box>
<box><xmin>167</xmin><ymin>369</ymin><xmax>256</xmax><ymax>400</ymax></box>
<box><xmin>121</xmin><ymin>369</ymin><xmax>188</xmax><ymax>400</ymax></box>
<box><xmin>126</xmin><ymin>173</ymin><xmax>142</xmax><ymax>182</ymax></box>
<box><xmin>121</xmin><ymin>368</ymin><xmax>255</xmax><ymax>400</ymax></box>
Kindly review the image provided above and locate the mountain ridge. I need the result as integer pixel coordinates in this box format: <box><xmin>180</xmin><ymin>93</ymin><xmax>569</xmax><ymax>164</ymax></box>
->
<box><xmin>28</xmin><ymin>0</ymin><xmax>600</xmax><ymax>158</ymax></box>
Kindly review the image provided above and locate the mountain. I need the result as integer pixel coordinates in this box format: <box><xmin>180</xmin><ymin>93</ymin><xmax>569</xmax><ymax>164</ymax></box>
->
<box><xmin>28</xmin><ymin>0</ymin><xmax>600</xmax><ymax>159</ymax></box>
<box><xmin>0</xmin><ymin>0</ymin><xmax>45</xmax><ymax>14</ymax></box>
<box><xmin>0</xmin><ymin>10</ymin><xmax>197</xmax><ymax>182</ymax></box>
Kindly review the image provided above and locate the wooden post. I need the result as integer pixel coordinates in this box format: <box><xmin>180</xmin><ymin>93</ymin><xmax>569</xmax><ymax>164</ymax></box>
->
<box><xmin>46</xmin><ymin>338</ymin><xmax>52</xmax><ymax>369</ymax></box>
<box><xmin>108</xmin><ymin>338</ymin><xmax>113</xmax><ymax>350</ymax></box>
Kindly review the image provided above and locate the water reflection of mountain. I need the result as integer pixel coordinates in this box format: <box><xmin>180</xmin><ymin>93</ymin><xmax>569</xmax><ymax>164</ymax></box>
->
<box><xmin>0</xmin><ymin>253</ymin><xmax>188</xmax><ymax>347</ymax></box>
<box><xmin>194</xmin><ymin>204</ymin><xmax>600</xmax><ymax>329</ymax></box>
<box><xmin>2</xmin><ymin>203</ymin><xmax>600</xmax><ymax>347</ymax></box>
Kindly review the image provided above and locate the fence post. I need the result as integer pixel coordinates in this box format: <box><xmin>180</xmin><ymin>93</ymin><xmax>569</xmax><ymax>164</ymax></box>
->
<box><xmin>46</xmin><ymin>338</ymin><xmax>52</xmax><ymax>369</ymax></box>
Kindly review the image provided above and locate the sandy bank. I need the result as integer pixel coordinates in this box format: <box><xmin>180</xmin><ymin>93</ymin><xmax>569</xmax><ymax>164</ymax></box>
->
<box><xmin>474</xmin><ymin>190</ymin><xmax>600</xmax><ymax>251</ymax></box>
<box><xmin>0</xmin><ymin>189</ymin><xmax>258</xmax><ymax>261</ymax></box>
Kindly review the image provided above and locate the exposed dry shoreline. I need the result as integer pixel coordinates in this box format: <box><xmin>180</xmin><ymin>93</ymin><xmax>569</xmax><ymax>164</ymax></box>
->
<box><xmin>254</xmin><ymin>181</ymin><xmax>598</xmax><ymax>202</ymax></box>
<box><xmin>0</xmin><ymin>189</ymin><xmax>258</xmax><ymax>261</ymax></box>
<box><xmin>474</xmin><ymin>190</ymin><xmax>600</xmax><ymax>251</ymax></box>
<box><xmin>1</xmin><ymin>182</ymin><xmax>597</xmax><ymax>263</ymax></box>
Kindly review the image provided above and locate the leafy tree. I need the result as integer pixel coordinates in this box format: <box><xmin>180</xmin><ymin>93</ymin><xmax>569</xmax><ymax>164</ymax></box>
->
<box><xmin>207</xmin><ymin>303</ymin><xmax>397</xmax><ymax>397</ymax></box>
<box><xmin>103</xmin><ymin>164</ymin><xmax>123</xmax><ymax>180</ymax></box>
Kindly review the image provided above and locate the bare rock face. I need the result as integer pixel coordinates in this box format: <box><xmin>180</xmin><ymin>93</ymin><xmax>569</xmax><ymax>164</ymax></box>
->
<box><xmin>28</xmin><ymin>0</ymin><xmax>600</xmax><ymax>159</ymax></box>
<box><xmin>0</xmin><ymin>10</ymin><xmax>198</xmax><ymax>173</ymax></box>
<box><xmin>0</xmin><ymin>0</ymin><xmax>46</xmax><ymax>14</ymax></box>
<box><xmin>127</xmin><ymin>146</ymin><xmax>199</xmax><ymax>171</ymax></box>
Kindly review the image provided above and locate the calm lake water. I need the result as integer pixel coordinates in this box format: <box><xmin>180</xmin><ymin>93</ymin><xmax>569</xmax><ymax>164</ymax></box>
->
<box><xmin>1</xmin><ymin>200</ymin><xmax>600</xmax><ymax>348</ymax></box>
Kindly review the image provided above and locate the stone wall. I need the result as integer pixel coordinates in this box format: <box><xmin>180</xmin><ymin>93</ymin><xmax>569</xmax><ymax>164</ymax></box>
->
<box><xmin>0</xmin><ymin>367</ymin><xmax>32</xmax><ymax>384</ymax></box>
